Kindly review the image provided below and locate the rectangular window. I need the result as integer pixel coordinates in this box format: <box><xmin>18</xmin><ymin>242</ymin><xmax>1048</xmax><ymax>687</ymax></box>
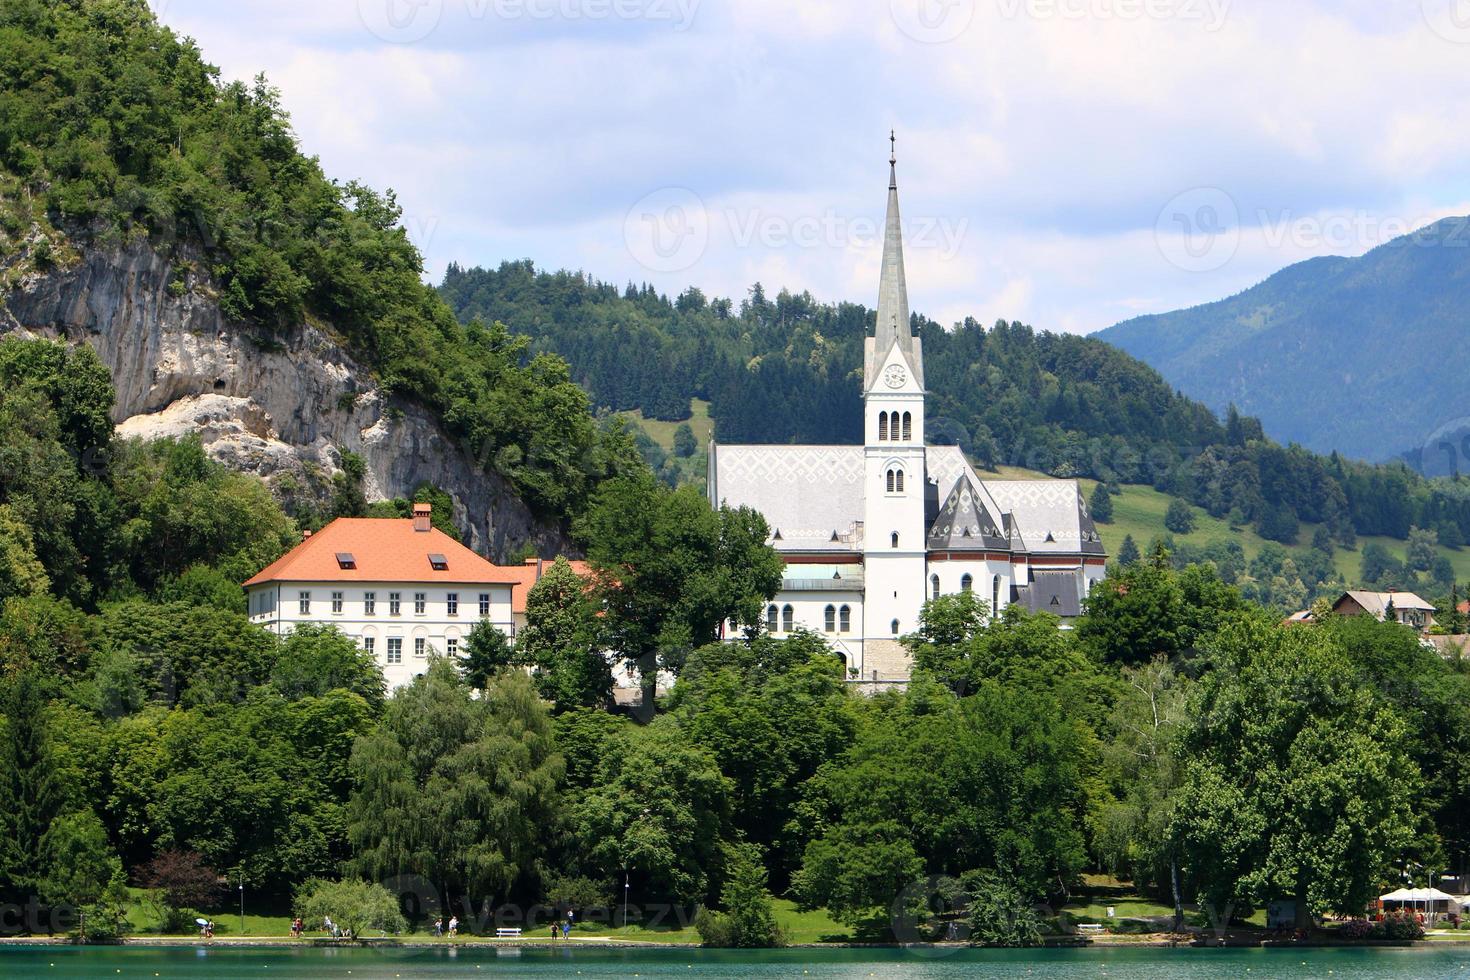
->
<box><xmin>386</xmin><ymin>638</ymin><xmax>402</xmax><ymax>664</ymax></box>
<box><xmin>414</xmin><ymin>592</ymin><xmax>426</xmax><ymax>615</ymax></box>
<box><xmin>446</xmin><ymin>593</ymin><xmax>458</xmax><ymax>616</ymax></box>
<box><xmin>446</xmin><ymin>638</ymin><xmax>458</xmax><ymax>658</ymax></box>
<box><xmin>362</xmin><ymin>636</ymin><xmax>375</xmax><ymax>657</ymax></box>
<box><xmin>331</xmin><ymin>591</ymin><xmax>343</xmax><ymax>614</ymax></box>
<box><xmin>389</xmin><ymin>592</ymin><xmax>401</xmax><ymax>616</ymax></box>
<box><xmin>298</xmin><ymin>591</ymin><xmax>311</xmax><ymax>615</ymax></box>
<box><xmin>364</xmin><ymin>592</ymin><xmax>376</xmax><ymax>616</ymax></box>
<box><xmin>414</xmin><ymin>637</ymin><xmax>426</xmax><ymax>658</ymax></box>
<box><xmin>479</xmin><ymin>593</ymin><xmax>491</xmax><ymax>617</ymax></box>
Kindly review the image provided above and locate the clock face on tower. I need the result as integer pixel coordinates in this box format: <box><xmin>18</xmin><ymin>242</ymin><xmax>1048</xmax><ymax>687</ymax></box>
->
<box><xmin>883</xmin><ymin>364</ymin><xmax>907</xmax><ymax>389</ymax></box>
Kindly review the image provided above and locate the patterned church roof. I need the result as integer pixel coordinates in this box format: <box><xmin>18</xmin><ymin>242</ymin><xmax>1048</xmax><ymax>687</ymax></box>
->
<box><xmin>926</xmin><ymin>473</ymin><xmax>1009</xmax><ymax>550</ymax></box>
<box><xmin>709</xmin><ymin>445</ymin><xmax>866</xmax><ymax>550</ymax></box>
<box><xmin>709</xmin><ymin>443</ymin><xmax>1100</xmax><ymax>557</ymax></box>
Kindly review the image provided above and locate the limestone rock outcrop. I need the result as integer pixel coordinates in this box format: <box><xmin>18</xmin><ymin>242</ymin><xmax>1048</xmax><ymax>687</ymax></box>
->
<box><xmin>1</xmin><ymin>240</ymin><xmax>569</xmax><ymax>560</ymax></box>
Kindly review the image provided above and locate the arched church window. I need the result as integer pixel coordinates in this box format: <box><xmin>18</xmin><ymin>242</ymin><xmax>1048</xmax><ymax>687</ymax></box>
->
<box><xmin>890</xmin><ymin>618</ymin><xmax>900</xmax><ymax>635</ymax></box>
<box><xmin>782</xmin><ymin>604</ymin><xmax>794</xmax><ymax>632</ymax></box>
<box><xmin>766</xmin><ymin>604</ymin><xmax>778</xmax><ymax>632</ymax></box>
<box><xmin>886</xmin><ymin>469</ymin><xmax>895</xmax><ymax>493</ymax></box>
<box><xmin>902</xmin><ymin>412</ymin><xmax>912</xmax><ymax>441</ymax></box>
<box><xmin>930</xmin><ymin>574</ymin><xmax>940</xmax><ymax>600</ymax></box>
<box><xmin>891</xmin><ymin>532</ymin><xmax>900</xmax><ymax>549</ymax></box>
<box><xmin>895</xmin><ymin>470</ymin><xmax>905</xmax><ymax>493</ymax></box>
<box><xmin>839</xmin><ymin>605</ymin><xmax>851</xmax><ymax>632</ymax></box>
<box><xmin>961</xmin><ymin>573</ymin><xmax>973</xmax><ymax>593</ymax></box>
<box><xmin>825</xmin><ymin>605</ymin><xmax>836</xmax><ymax>632</ymax></box>
<box><xmin>993</xmin><ymin>575</ymin><xmax>1002</xmax><ymax>614</ymax></box>
<box><xmin>878</xmin><ymin>412</ymin><xmax>888</xmax><ymax>441</ymax></box>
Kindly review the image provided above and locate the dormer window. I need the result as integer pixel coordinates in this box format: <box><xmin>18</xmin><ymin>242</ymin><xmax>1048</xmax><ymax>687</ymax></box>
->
<box><xmin>428</xmin><ymin>553</ymin><xmax>449</xmax><ymax>571</ymax></box>
<box><xmin>336</xmin><ymin>552</ymin><xmax>356</xmax><ymax>570</ymax></box>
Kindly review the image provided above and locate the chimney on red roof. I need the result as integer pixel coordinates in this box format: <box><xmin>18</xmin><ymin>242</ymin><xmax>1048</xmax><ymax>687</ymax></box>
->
<box><xmin>412</xmin><ymin>503</ymin><xmax>432</xmax><ymax>533</ymax></box>
<box><xmin>524</xmin><ymin>557</ymin><xmax>539</xmax><ymax>566</ymax></box>
<box><xmin>303</xmin><ymin>529</ymin><xmax>312</xmax><ymax>540</ymax></box>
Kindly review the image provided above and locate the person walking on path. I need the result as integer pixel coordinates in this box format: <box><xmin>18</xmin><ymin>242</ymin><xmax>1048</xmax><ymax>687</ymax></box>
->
<box><xmin>447</xmin><ymin>915</ymin><xmax>458</xmax><ymax>939</ymax></box>
<box><xmin>433</xmin><ymin>916</ymin><xmax>443</xmax><ymax>938</ymax></box>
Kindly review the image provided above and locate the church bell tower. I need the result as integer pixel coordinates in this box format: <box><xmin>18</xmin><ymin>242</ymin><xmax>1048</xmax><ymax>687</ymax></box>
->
<box><xmin>862</xmin><ymin>133</ymin><xmax>927</xmax><ymax>673</ymax></box>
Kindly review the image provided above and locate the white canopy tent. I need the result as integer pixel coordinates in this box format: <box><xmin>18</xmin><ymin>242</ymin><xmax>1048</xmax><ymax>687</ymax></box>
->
<box><xmin>1379</xmin><ymin>888</ymin><xmax>1460</xmax><ymax>919</ymax></box>
<box><xmin>1380</xmin><ymin>888</ymin><xmax>1457</xmax><ymax>903</ymax></box>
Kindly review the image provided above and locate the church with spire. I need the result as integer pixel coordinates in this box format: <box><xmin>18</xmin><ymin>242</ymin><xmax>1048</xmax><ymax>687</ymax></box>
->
<box><xmin>708</xmin><ymin>135</ymin><xmax>1107</xmax><ymax>682</ymax></box>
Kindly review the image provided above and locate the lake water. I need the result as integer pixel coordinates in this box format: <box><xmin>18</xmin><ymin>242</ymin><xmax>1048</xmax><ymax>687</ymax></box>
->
<box><xmin>3</xmin><ymin>944</ymin><xmax>1469</xmax><ymax>979</ymax></box>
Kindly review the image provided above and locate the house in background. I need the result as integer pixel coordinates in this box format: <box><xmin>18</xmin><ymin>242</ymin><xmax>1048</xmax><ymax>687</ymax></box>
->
<box><xmin>245</xmin><ymin>503</ymin><xmax>527</xmax><ymax>689</ymax></box>
<box><xmin>1330</xmin><ymin>590</ymin><xmax>1437</xmax><ymax>632</ymax></box>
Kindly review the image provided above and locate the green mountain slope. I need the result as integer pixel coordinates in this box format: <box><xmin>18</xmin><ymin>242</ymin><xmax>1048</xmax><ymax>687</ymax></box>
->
<box><xmin>1097</xmin><ymin>218</ymin><xmax>1470</xmax><ymax>462</ymax></box>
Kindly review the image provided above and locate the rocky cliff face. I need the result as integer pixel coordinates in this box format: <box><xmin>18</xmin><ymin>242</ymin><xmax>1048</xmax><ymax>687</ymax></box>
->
<box><xmin>0</xmin><ymin>239</ymin><xmax>571</xmax><ymax>560</ymax></box>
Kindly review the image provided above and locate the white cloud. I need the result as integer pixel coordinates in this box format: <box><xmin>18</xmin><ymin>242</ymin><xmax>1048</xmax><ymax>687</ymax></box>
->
<box><xmin>156</xmin><ymin>0</ymin><xmax>1470</xmax><ymax>334</ymax></box>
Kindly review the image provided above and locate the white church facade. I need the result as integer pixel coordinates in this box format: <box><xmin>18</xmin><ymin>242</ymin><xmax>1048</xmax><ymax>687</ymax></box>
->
<box><xmin>708</xmin><ymin>140</ymin><xmax>1107</xmax><ymax>682</ymax></box>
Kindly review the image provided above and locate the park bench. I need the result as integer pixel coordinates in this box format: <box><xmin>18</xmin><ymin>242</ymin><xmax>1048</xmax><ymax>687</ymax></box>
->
<box><xmin>1076</xmin><ymin>923</ymin><xmax>1105</xmax><ymax>935</ymax></box>
<box><xmin>495</xmin><ymin>927</ymin><xmax>522</xmax><ymax>939</ymax></box>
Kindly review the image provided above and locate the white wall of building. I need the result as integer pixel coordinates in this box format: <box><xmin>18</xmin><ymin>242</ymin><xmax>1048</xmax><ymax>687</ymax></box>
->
<box><xmin>925</xmin><ymin>560</ymin><xmax>1013</xmax><ymax>616</ymax></box>
<box><xmin>763</xmin><ymin>591</ymin><xmax>865</xmax><ymax>674</ymax></box>
<box><xmin>247</xmin><ymin>580</ymin><xmax>515</xmax><ymax>689</ymax></box>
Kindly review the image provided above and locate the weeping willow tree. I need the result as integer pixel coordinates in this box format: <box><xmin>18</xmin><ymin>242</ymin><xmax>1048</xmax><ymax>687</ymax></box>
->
<box><xmin>346</xmin><ymin>661</ymin><xmax>563</xmax><ymax>919</ymax></box>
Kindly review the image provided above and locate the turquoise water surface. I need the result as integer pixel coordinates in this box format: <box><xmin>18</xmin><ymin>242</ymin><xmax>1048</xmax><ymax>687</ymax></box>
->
<box><xmin>3</xmin><ymin>945</ymin><xmax>1470</xmax><ymax>979</ymax></box>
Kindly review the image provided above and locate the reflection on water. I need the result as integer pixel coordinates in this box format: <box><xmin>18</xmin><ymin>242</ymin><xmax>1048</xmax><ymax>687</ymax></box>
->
<box><xmin>2</xmin><ymin>944</ymin><xmax>1469</xmax><ymax>979</ymax></box>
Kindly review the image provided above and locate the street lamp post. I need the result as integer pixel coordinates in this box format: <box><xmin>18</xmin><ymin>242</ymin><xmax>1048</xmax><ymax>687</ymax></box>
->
<box><xmin>621</xmin><ymin>808</ymin><xmax>650</xmax><ymax>933</ymax></box>
<box><xmin>239</xmin><ymin>869</ymin><xmax>245</xmax><ymax>936</ymax></box>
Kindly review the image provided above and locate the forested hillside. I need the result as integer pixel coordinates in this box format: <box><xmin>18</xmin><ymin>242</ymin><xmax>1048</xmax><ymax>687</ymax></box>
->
<box><xmin>1097</xmin><ymin>218</ymin><xmax>1470</xmax><ymax>463</ymax></box>
<box><xmin>0</xmin><ymin>0</ymin><xmax>641</xmax><ymax>530</ymax></box>
<box><xmin>441</xmin><ymin>262</ymin><xmax>1470</xmax><ymax>588</ymax></box>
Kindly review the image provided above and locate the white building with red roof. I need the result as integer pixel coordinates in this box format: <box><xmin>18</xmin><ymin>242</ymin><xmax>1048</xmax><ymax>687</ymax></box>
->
<box><xmin>245</xmin><ymin>503</ymin><xmax>529</xmax><ymax>688</ymax></box>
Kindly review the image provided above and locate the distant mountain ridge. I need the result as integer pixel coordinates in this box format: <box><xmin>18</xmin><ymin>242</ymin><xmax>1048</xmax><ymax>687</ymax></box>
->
<box><xmin>1096</xmin><ymin>217</ymin><xmax>1470</xmax><ymax>462</ymax></box>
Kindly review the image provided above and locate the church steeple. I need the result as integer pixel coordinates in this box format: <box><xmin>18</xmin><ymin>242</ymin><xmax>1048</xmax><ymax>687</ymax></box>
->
<box><xmin>866</xmin><ymin>130</ymin><xmax>922</xmax><ymax>391</ymax></box>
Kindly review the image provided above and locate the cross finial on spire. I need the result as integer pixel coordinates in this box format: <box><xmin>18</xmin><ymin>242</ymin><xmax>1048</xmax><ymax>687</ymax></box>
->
<box><xmin>888</xmin><ymin>130</ymin><xmax>897</xmax><ymax>189</ymax></box>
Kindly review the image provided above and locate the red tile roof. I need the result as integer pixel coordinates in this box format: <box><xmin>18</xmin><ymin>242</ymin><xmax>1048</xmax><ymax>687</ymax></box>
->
<box><xmin>243</xmin><ymin>517</ymin><xmax>521</xmax><ymax>587</ymax></box>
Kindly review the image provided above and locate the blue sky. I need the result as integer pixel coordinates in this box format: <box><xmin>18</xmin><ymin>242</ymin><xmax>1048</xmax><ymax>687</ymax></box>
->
<box><xmin>157</xmin><ymin>0</ymin><xmax>1470</xmax><ymax>333</ymax></box>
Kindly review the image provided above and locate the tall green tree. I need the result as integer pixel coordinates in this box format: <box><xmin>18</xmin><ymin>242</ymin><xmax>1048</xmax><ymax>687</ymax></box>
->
<box><xmin>348</xmin><ymin>663</ymin><xmax>562</xmax><ymax>911</ymax></box>
<box><xmin>459</xmin><ymin>621</ymin><xmax>514</xmax><ymax>691</ymax></box>
<box><xmin>575</xmin><ymin>472</ymin><xmax>782</xmax><ymax>702</ymax></box>
<box><xmin>568</xmin><ymin>717</ymin><xmax>731</xmax><ymax>904</ymax></box>
<box><xmin>518</xmin><ymin>557</ymin><xmax>612</xmax><ymax>711</ymax></box>
<box><xmin>1171</xmin><ymin>615</ymin><xmax>1420</xmax><ymax>924</ymax></box>
<box><xmin>1077</xmin><ymin>551</ymin><xmax>1243</xmax><ymax>666</ymax></box>
<box><xmin>1088</xmin><ymin>483</ymin><xmax>1114</xmax><ymax>524</ymax></box>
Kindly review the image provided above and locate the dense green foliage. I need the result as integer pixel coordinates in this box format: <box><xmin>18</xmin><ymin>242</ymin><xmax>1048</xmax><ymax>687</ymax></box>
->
<box><xmin>0</xmin><ymin>0</ymin><xmax>640</xmax><ymax>521</ymax></box>
<box><xmin>1098</xmin><ymin>220</ymin><xmax>1470</xmax><ymax>463</ymax></box>
<box><xmin>441</xmin><ymin>261</ymin><xmax>1470</xmax><ymax>564</ymax></box>
<box><xmin>348</xmin><ymin>662</ymin><xmax>562</xmax><ymax>913</ymax></box>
